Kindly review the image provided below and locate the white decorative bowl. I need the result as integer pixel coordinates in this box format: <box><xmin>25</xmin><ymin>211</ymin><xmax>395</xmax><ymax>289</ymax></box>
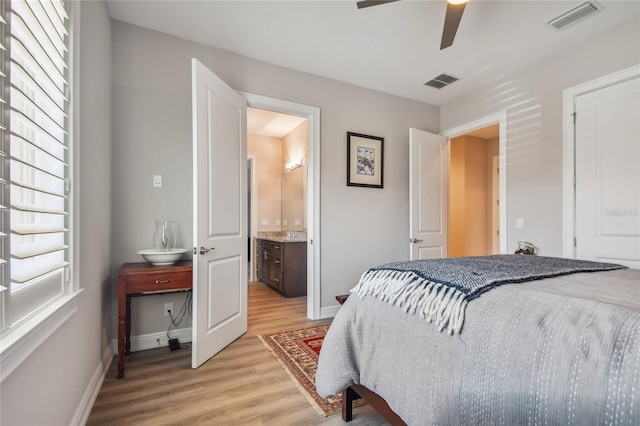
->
<box><xmin>137</xmin><ymin>248</ymin><xmax>189</xmax><ymax>265</ymax></box>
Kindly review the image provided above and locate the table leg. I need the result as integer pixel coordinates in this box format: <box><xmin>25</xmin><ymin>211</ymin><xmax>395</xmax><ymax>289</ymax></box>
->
<box><xmin>125</xmin><ymin>295</ymin><xmax>132</xmax><ymax>355</ymax></box>
<box><xmin>117</xmin><ymin>277</ymin><xmax>126</xmax><ymax>378</ymax></box>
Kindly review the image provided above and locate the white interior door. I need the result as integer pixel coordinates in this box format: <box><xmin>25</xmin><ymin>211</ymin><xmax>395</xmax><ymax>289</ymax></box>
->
<box><xmin>191</xmin><ymin>58</ymin><xmax>247</xmax><ymax>369</ymax></box>
<box><xmin>575</xmin><ymin>76</ymin><xmax>640</xmax><ymax>268</ymax></box>
<box><xmin>409</xmin><ymin>128</ymin><xmax>449</xmax><ymax>260</ymax></box>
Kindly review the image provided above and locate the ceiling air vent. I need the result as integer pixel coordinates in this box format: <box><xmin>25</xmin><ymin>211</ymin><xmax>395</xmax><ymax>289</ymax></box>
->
<box><xmin>547</xmin><ymin>1</ymin><xmax>602</xmax><ymax>31</ymax></box>
<box><xmin>424</xmin><ymin>73</ymin><xmax>459</xmax><ymax>89</ymax></box>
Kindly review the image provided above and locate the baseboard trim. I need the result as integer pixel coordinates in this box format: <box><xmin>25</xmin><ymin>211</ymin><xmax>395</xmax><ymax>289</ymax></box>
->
<box><xmin>109</xmin><ymin>327</ymin><xmax>193</xmax><ymax>355</ymax></box>
<box><xmin>320</xmin><ymin>305</ymin><xmax>340</xmax><ymax>319</ymax></box>
<box><xmin>71</xmin><ymin>344</ymin><xmax>112</xmax><ymax>425</ymax></box>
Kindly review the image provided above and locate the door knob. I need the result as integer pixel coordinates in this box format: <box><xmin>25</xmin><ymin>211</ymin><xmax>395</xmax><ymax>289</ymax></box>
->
<box><xmin>410</xmin><ymin>238</ymin><xmax>423</xmax><ymax>244</ymax></box>
<box><xmin>199</xmin><ymin>246</ymin><xmax>215</xmax><ymax>255</ymax></box>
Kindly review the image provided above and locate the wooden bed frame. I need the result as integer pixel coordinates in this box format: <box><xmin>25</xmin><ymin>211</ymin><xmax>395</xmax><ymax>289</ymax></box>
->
<box><xmin>341</xmin><ymin>385</ymin><xmax>407</xmax><ymax>425</ymax></box>
<box><xmin>335</xmin><ymin>295</ymin><xmax>407</xmax><ymax>425</ymax></box>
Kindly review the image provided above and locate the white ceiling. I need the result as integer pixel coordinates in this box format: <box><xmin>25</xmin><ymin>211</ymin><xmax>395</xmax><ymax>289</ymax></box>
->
<box><xmin>105</xmin><ymin>0</ymin><xmax>639</xmax><ymax>106</ymax></box>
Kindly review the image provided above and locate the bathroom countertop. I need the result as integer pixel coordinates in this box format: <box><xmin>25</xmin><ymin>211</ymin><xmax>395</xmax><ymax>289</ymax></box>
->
<box><xmin>256</xmin><ymin>236</ymin><xmax>307</xmax><ymax>243</ymax></box>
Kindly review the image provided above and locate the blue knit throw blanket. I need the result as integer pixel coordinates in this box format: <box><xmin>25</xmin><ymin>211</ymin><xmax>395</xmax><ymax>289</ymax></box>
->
<box><xmin>351</xmin><ymin>255</ymin><xmax>625</xmax><ymax>334</ymax></box>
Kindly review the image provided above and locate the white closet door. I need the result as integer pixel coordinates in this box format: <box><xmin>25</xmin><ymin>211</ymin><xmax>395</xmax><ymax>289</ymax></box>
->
<box><xmin>575</xmin><ymin>77</ymin><xmax>640</xmax><ymax>268</ymax></box>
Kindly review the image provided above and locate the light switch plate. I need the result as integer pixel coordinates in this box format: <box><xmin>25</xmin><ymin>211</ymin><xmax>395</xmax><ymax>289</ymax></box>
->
<box><xmin>516</xmin><ymin>218</ymin><xmax>524</xmax><ymax>229</ymax></box>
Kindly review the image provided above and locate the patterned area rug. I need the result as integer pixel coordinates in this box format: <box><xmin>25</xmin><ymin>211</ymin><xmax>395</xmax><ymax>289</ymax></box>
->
<box><xmin>258</xmin><ymin>323</ymin><xmax>366</xmax><ymax>417</ymax></box>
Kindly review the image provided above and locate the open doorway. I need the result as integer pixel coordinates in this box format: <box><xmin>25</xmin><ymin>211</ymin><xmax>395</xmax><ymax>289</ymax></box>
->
<box><xmin>247</xmin><ymin>107</ymin><xmax>308</xmax><ymax>285</ymax></box>
<box><xmin>441</xmin><ymin>112</ymin><xmax>507</xmax><ymax>255</ymax></box>
<box><xmin>448</xmin><ymin>125</ymin><xmax>500</xmax><ymax>257</ymax></box>
<box><xmin>243</xmin><ymin>93</ymin><xmax>321</xmax><ymax>320</ymax></box>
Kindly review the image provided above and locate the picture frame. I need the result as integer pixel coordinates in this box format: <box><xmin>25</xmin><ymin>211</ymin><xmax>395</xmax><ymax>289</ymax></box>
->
<box><xmin>347</xmin><ymin>132</ymin><xmax>384</xmax><ymax>189</ymax></box>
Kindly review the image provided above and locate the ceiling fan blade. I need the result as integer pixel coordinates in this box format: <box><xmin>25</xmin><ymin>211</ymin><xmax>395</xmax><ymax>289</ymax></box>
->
<box><xmin>440</xmin><ymin>2</ymin><xmax>466</xmax><ymax>50</ymax></box>
<box><xmin>357</xmin><ymin>0</ymin><xmax>400</xmax><ymax>9</ymax></box>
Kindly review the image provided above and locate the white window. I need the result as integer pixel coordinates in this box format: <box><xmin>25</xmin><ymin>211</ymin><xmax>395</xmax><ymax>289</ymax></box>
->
<box><xmin>0</xmin><ymin>0</ymin><xmax>77</xmax><ymax>381</ymax></box>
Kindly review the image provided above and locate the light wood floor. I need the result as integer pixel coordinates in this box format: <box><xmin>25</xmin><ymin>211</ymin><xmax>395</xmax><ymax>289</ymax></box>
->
<box><xmin>87</xmin><ymin>282</ymin><xmax>388</xmax><ymax>425</ymax></box>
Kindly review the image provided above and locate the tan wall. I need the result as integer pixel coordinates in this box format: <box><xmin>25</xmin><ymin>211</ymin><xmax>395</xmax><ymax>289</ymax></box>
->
<box><xmin>248</xmin><ymin>133</ymin><xmax>283</xmax><ymax>232</ymax></box>
<box><xmin>282</xmin><ymin>120</ymin><xmax>308</xmax><ymax>171</ymax></box>
<box><xmin>449</xmin><ymin>136</ymin><xmax>495</xmax><ymax>257</ymax></box>
<box><xmin>466</xmin><ymin>137</ymin><xmax>488</xmax><ymax>256</ymax></box>
<box><xmin>248</xmin><ymin>120</ymin><xmax>309</xmax><ymax>232</ymax></box>
<box><xmin>282</xmin><ymin>121</ymin><xmax>308</xmax><ymax>230</ymax></box>
<box><xmin>248</xmin><ymin>120</ymin><xmax>309</xmax><ymax>233</ymax></box>
<box><xmin>282</xmin><ymin>166</ymin><xmax>306</xmax><ymax>230</ymax></box>
<box><xmin>449</xmin><ymin>138</ymin><xmax>466</xmax><ymax>257</ymax></box>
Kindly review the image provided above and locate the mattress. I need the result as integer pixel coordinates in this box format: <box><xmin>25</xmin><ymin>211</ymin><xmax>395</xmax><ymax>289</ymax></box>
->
<box><xmin>316</xmin><ymin>267</ymin><xmax>640</xmax><ymax>425</ymax></box>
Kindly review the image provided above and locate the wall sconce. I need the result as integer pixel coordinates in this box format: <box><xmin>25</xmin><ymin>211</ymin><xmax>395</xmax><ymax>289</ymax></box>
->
<box><xmin>285</xmin><ymin>160</ymin><xmax>302</xmax><ymax>171</ymax></box>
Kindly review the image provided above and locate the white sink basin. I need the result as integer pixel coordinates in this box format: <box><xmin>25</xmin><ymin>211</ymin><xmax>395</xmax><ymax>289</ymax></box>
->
<box><xmin>137</xmin><ymin>248</ymin><xmax>188</xmax><ymax>265</ymax></box>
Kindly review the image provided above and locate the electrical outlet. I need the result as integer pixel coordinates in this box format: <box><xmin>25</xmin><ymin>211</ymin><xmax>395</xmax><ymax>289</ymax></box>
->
<box><xmin>164</xmin><ymin>302</ymin><xmax>173</xmax><ymax>316</ymax></box>
<box><xmin>153</xmin><ymin>175</ymin><xmax>163</xmax><ymax>188</ymax></box>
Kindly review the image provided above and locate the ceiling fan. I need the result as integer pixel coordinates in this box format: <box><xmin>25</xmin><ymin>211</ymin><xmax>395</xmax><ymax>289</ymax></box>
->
<box><xmin>356</xmin><ymin>0</ymin><xmax>468</xmax><ymax>50</ymax></box>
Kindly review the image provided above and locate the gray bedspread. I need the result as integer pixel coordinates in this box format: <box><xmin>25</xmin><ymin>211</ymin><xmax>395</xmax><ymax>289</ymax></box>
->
<box><xmin>315</xmin><ymin>268</ymin><xmax>640</xmax><ymax>425</ymax></box>
<box><xmin>353</xmin><ymin>255</ymin><xmax>625</xmax><ymax>334</ymax></box>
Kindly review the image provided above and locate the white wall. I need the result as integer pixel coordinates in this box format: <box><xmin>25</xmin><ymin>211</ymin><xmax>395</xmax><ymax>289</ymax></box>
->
<box><xmin>440</xmin><ymin>21</ymin><xmax>640</xmax><ymax>256</ymax></box>
<box><xmin>110</xmin><ymin>20</ymin><xmax>440</xmax><ymax>337</ymax></box>
<box><xmin>0</xmin><ymin>2</ymin><xmax>113</xmax><ymax>425</ymax></box>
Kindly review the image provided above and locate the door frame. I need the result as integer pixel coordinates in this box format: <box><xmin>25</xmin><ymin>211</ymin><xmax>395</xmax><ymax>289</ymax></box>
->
<box><xmin>441</xmin><ymin>111</ymin><xmax>508</xmax><ymax>254</ymax></box>
<box><xmin>247</xmin><ymin>155</ymin><xmax>257</xmax><ymax>281</ymax></box>
<box><xmin>241</xmin><ymin>92</ymin><xmax>322</xmax><ymax>320</ymax></box>
<box><xmin>562</xmin><ymin>64</ymin><xmax>640</xmax><ymax>259</ymax></box>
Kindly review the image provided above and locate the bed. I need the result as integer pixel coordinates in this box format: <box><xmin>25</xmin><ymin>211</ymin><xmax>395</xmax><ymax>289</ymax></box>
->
<box><xmin>315</xmin><ymin>255</ymin><xmax>640</xmax><ymax>425</ymax></box>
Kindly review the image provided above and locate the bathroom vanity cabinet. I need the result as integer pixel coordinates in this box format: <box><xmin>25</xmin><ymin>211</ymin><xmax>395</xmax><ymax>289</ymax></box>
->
<box><xmin>256</xmin><ymin>238</ymin><xmax>307</xmax><ymax>297</ymax></box>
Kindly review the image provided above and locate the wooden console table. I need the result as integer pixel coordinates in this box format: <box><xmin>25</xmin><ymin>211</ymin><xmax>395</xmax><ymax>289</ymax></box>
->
<box><xmin>117</xmin><ymin>260</ymin><xmax>192</xmax><ymax>378</ymax></box>
<box><xmin>336</xmin><ymin>294</ymin><xmax>350</xmax><ymax>305</ymax></box>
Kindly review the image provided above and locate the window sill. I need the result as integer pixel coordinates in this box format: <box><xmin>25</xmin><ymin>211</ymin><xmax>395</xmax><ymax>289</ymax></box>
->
<box><xmin>0</xmin><ymin>289</ymin><xmax>83</xmax><ymax>382</ymax></box>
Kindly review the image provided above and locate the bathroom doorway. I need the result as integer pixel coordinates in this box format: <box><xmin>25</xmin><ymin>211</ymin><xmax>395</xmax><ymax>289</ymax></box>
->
<box><xmin>246</xmin><ymin>107</ymin><xmax>308</xmax><ymax>282</ymax></box>
<box><xmin>243</xmin><ymin>93</ymin><xmax>321</xmax><ymax>319</ymax></box>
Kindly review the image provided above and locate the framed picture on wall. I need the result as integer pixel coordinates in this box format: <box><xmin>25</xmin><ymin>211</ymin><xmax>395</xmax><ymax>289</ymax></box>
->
<box><xmin>347</xmin><ymin>132</ymin><xmax>384</xmax><ymax>188</ymax></box>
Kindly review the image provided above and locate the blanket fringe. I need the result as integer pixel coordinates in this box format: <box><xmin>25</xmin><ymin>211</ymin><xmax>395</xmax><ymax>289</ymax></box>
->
<box><xmin>351</xmin><ymin>270</ymin><xmax>466</xmax><ymax>334</ymax></box>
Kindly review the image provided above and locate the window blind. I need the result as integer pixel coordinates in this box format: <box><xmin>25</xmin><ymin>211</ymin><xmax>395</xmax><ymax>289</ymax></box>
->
<box><xmin>0</xmin><ymin>0</ymin><xmax>9</xmax><ymax>333</ymax></box>
<box><xmin>0</xmin><ymin>0</ymin><xmax>70</xmax><ymax>331</ymax></box>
